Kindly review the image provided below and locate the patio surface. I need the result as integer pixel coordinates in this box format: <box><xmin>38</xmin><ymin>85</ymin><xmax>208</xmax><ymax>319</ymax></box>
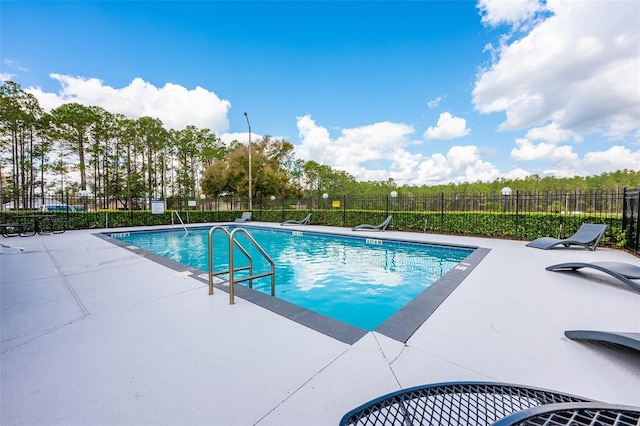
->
<box><xmin>1</xmin><ymin>223</ymin><xmax>639</xmax><ymax>425</ymax></box>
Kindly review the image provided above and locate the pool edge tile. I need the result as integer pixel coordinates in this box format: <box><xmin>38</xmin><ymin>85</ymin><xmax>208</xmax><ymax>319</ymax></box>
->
<box><xmin>374</xmin><ymin>247</ymin><xmax>491</xmax><ymax>343</ymax></box>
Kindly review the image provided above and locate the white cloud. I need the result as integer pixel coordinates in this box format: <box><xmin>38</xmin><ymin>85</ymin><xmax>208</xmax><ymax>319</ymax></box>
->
<box><xmin>501</xmin><ymin>167</ymin><xmax>532</xmax><ymax>180</ymax></box>
<box><xmin>0</xmin><ymin>72</ymin><xmax>16</xmax><ymax>82</ymax></box>
<box><xmin>25</xmin><ymin>74</ymin><xmax>231</xmax><ymax>133</ymax></box>
<box><xmin>296</xmin><ymin>115</ymin><xmax>334</xmax><ymax>164</ymax></box>
<box><xmin>424</xmin><ymin>112</ymin><xmax>470</xmax><ymax>140</ymax></box>
<box><xmin>511</xmin><ymin>137</ymin><xmax>578</xmax><ymax>163</ymax></box>
<box><xmin>2</xmin><ymin>58</ymin><xmax>29</xmax><ymax>73</ymax></box>
<box><xmin>477</xmin><ymin>0</ymin><xmax>546</xmax><ymax>28</ymax></box>
<box><xmin>219</xmin><ymin>132</ymin><xmax>264</xmax><ymax>147</ymax></box>
<box><xmin>473</xmin><ymin>0</ymin><xmax>640</xmax><ymax>140</ymax></box>
<box><xmin>427</xmin><ymin>96</ymin><xmax>443</xmax><ymax>108</ymax></box>
<box><xmin>388</xmin><ymin>149</ymin><xmax>422</xmax><ymax>184</ymax></box>
<box><xmin>524</xmin><ymin>122</ymin><xmax>580</xmax><ymax>143</ymax></box>
<box><xmin>511</xmin><ymin>138</ymin><xmax>640</xmax><ymax>178</ymax></box>
<box><xmin>541</xmin><ymin>167</ymin><xmax>579</xmax><ymax>179</ymax></box>
<box><xmin>416</xmin><ymin>145</ymin><xmax>500</xmax><ymax>185</ymax></box>
<box><xmin>296</xmin><ymin>115</ymin><xmax>502</xmax><ymax>185</ymax></box>
<box><xmin>296</xmin><ymin>114</ymin><xmax>415</xmax><ymax>172</ymax></box>
<box><xmin>507</xmin><ymin>118</ymin><xmax>640</xmax><ymax>179</ymax></box>
<box><xmin>582</xmin><ymin>146</ymin><xmax>640</xmax><ymax>174</ymax></box>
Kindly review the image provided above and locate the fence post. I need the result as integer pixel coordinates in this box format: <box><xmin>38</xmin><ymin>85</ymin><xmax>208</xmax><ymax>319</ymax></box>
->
<box><xmin>622</xmin><ymin>187</ymin><xmax>628</xmax><ymax>247</ymax></box>
<box><xmin>635</xmin><ymin>188</ymin><xmax>640</xmax><ymax>254</ymax></box>
<box><xmin>65</xmin><ymin>193</ymin><xmax>70</xmax><ymax>221</ymax></box>
<box><xmin>343</xmin><ymin>196</ymin><xmax>346</xmax><ymax>227</ymax></box>
<box><xmin>515</xmin><ymin>190</ymin><xmax>520</xmax><ymax>240</ymax></box>
<box><xmin>623</xmin><ymin>186</ymin><xmax>640</xmax><ymax>254</ymax></box>
<box><xmin>440</xmin><ymin>192</ymin><xmax>444</xmax><ymax>233</ymax></box>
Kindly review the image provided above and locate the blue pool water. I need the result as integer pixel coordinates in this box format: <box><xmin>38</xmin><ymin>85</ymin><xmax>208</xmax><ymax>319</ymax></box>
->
<box><xmin>112</xmin><ymin>227</ymin><xmax>472</xmax><ymax>330</ymax></box>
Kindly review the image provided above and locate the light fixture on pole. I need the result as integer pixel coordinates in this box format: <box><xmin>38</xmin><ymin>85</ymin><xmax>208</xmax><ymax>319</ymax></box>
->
<box><xmin>244</xmin><ymin>112</ymin><xmax>252</xmax><ymax>211</ymax></box>
<box><xmin>200</xmin><ymin>193</ymin><xmax>205</xmax><ymax>212</ymax></box>
<box><xmin>501</xmin><ymin>187</ymin><xmax>512</xmax><ymax>212</ymax></box>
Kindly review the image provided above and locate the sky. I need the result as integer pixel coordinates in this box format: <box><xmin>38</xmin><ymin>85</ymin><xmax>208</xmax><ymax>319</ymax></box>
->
<box><xmin>1</xmin><ymin>0</ymin><xmax>639</xmax><ymax>186</ymax></box>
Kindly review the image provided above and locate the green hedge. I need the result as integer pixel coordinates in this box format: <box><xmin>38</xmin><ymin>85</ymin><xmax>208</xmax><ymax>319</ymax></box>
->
<box><xmin>0</xmin><ymin>209</ymin><xmax>623</xmax><ymax>248</ymax></box>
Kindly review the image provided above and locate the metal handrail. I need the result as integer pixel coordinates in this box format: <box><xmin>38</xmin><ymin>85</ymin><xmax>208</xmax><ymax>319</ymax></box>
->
<box><xmin>207</xmin><ymin>226</ymin><xmax>276</xmax><ymax>305</ymax></box>
<box><xmin>208</xmin><ymin>226</ymin><xmax>252</xmax><ymax>295</ymax></box>
<box><xmin>228</xmin><ymin>228</ymin><xmax>276</xmax><ymax>304</ymax></box>
<box><xmin>171</xmin><ymin>211</ymin><xmax>188</xmax><ymax>235</ymax></box>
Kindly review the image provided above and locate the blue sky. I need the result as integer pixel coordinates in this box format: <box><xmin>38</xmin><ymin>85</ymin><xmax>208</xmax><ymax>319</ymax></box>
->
<box><xmin>2</xmin><ymin>0</ymin><xmax>639</xmax><ymax>186</ymax></box>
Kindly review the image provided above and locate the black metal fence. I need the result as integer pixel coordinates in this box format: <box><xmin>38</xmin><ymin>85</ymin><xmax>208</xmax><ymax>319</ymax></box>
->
<box><xmin>2</xmin><ymin>189</ymin><xmax>626</xmax><ymax>215</ymax></box>
<box><xmin>2</xmin><ymin>189</ymin><xmax>636</xmax><ymax>251</ymax></box>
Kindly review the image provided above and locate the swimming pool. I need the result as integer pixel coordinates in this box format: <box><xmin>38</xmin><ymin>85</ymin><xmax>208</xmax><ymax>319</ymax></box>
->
<box><xmin>109</xmin><ymin>226</ymin><xmax>476</xmax><ymax>334</ymax></box>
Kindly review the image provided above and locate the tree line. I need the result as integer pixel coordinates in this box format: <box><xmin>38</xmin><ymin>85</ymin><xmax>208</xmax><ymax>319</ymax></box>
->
<box><xmin>1</xmin><ymin>80</ymin><xmax>639</xmax><ymax>210</ymax></box>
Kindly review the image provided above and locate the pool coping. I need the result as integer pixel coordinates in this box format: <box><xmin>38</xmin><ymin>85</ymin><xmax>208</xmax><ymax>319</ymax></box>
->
<box><xmin>95</xmin><ymin>225</ymin><xmax>490</xmax><ymax>345</ymax></box>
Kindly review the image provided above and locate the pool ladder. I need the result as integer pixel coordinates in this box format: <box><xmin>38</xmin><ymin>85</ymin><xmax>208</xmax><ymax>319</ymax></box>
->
<box><xmin>207</xmin><ymin>226</ymin><xmax>275</xmax><ymax>304</ymax></box>
<box><xmin>170</xmin><ymin>211</ymin><xmax>189</xmax><ymax>234</ymax></box>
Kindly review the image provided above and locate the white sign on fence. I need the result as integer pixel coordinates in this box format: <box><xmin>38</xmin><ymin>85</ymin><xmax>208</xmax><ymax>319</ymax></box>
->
<box><xmin>151</xmin><ymin>200</ymin><xmax>165</xmax><ymax>214</ymax></box>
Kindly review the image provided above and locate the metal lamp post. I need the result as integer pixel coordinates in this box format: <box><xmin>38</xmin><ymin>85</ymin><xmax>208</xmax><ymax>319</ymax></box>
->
<box><xmin>200</xmin><ymin>193</ymin><xmax>205</xmax><ymax>211</ymax></box>
<box><xmin>322</xmin><ymin>193</ymin><xmax>328</xmax><ymax>209</ymax></box>
<box><xmin>80</xmin><ymin>189</ymin><xmax>90</xmax><ymax>212</ymax></box>
<box><xmin>244</xmin><ymin>112</ymin><xmax>252</xmax><ymax>211</ymax></box>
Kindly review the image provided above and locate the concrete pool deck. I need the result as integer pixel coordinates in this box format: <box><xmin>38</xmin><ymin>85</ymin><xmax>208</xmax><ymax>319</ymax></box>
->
<box><xmin>1</xmin><ymin>223</ymin><xmax>639</xmax><ymax>425</ymax></box>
